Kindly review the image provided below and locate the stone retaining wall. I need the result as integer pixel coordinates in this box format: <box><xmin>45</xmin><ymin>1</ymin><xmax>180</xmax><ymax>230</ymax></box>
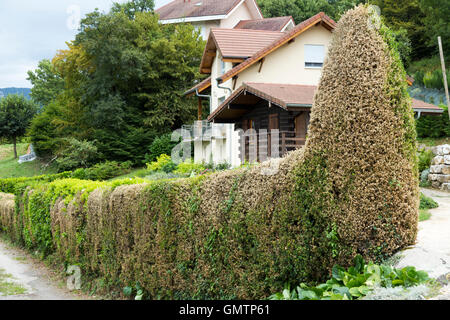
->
<box><xmin>428</xmin><ymin>144</ymin><xmax>450</xmax><ymax>191</ymax></box>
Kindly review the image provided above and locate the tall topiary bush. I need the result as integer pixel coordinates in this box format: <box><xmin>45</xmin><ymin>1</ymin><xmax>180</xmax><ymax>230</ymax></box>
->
<box><xmin>298</xmin><ymin>5</ymin><xmax>419</xmax><ymax>273</ymax></box>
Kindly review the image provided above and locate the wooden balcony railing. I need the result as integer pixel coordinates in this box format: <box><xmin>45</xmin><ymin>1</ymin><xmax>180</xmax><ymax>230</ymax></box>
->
<box><xmin>240</xmin><ymin>130</ymin><xmax>305</xmax><ymax>162</ymax></box>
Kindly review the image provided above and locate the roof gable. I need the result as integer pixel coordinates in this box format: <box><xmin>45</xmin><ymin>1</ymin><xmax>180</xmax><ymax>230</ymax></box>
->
<box><xmin>200</xmin><ymin>28</ymin><xmax>284</xmax><ymax>73</ymax></box>
<box><xmin>217</xmin><ymin>12</ymin><xmax>336</xmax><ymax>83</ymax></box>
<box><xmin>233</xmin><ymin>16</ymin><xmax>295</xmax><ymax>31</ymax></box>
<box><xmin>157</xmin><ymin>0</ymin><xmax>262</xmax><ymax>22</ymax></box>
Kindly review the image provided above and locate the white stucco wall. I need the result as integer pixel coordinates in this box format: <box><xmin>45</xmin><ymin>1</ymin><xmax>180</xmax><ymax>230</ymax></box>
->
<box><xmin>219</xmin><ymin>0</ymin><xmax>255</xmax><ymax>29</ymax></box>
<box><xmin>234</xmin><ymin>25</ymin><xmax>332</xmax><ymax>88</ymax></box>
<box><xmin>184</xmin><ymin>0</ymin><xmax>259</xmax><ymax>40</ymax></box>
<box><xmin>210</xmin><ymin>53</ymin><xmax>234</xmax><ymax>112</ymax></box>
<box><xmin>192</xmin><ymin>20</ymin><xmax>220</xmax><ymax>40</ymax></box>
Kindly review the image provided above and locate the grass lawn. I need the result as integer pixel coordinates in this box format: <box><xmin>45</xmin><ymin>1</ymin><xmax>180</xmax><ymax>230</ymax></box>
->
<box><xmin>417</xmin><ymin>137</ymin><xmax>450</xmax><ymax>147</ymax></box>
<box><xmin>419</xmin><ymin>209</ymin><xmax>431</xmax><ymax>222</ymax></box>
<box><xmin>0</xmin><ymin>143</ymin><xmax>57</xmax><ymax>179</ymax></box>
<box><xmin>109</xmin><ymin>167</ymin><xmax>149</xmax><ymax>180</ymax></box>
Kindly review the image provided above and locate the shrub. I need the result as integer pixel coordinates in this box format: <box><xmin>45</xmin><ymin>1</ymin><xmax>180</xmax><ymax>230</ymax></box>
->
<box><xmin>416</xmin><ymin>105</ymin><xmax>450</xmax><ymax>139</ymax></box>
<box><xmin>146</xmin><ymin>154</ymin><xmax>176</xmax><ymax>173</ymax></box>
<box><xmin>72</xmin><ymin>161</ymin><xmax>132</xmax><ymax>181</ymax></box>
<box><xmin>144</xmin><ymin>133</ymin><xmax>179</xmax><ymax>164</ymax></box>
<box><xmin>418</xmin><ymin>149</ymin><xmax>434</xmax><ymax>173</ymax></box>
<box><xmin>423</xmin><ymin>69</ymin><xmax>450</xmax><ymax>90</ymax></box>
<box><xmin>56</xmin><ymin>138</ymin><xmax>100</xmax><ymax>172</ymax></box>
<box><xmin>420</xmin><ymin>169</ymin><xmax>430</xmax><ymax>186</ymax></box>
<box><xmin>419</xmin><ymin>193</ymin><xmax>439</xmax><ymax>210</ymax></box>
<box><xmin>294</xmin><ymin>4</ymin><xmax>419</xmax><ymax>272</ymax></box>
<box><xmin>174</xmin><ymin>160</ymin><xmax>205</xmax><ymax>176</ymax></box>
<box><xmin>270</xmin><ymin>255</ymin><xmax>431</xmax><ymax>300</ymax></box>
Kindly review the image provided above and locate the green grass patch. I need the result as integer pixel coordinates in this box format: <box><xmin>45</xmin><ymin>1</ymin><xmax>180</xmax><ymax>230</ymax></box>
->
<box><xmin>0</xmin><ymin>143</ymin><xmax>57</xmax><ymax>179</ymax></box>
<box><xmin>0</xmin><ymin>267</ymin><xmax>27</xmax><ymax>296</ymax></box>
<box><xmin>109</xmin><ymin>167</ymin><xmax>150</xmax><ymax>180</ymax></box>
<box><xmin>419</xmin><ymin>209</ymin><xmax>431</xmax><ymax>222</ymax></box>
<box><xmin>420</xmin><ymin>193</ymin><xmax>439</xmax><ymax>210</ymax></box>
<box><xmin>417</xmin><ymin>137</ymin><xmax>450</xmax><ymax>147</ymax></box>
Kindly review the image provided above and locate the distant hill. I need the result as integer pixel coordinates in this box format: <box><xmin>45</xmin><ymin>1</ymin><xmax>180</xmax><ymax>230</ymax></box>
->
<box><xmin>0</xmin><ymin>88</ymin><xmax>31</xmax><ymax>100</ymax></box>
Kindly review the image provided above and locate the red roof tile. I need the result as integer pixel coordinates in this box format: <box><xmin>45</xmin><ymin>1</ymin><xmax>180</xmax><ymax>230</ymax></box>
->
<box><xmin>211</xmin><ymin>28</ymin><xmax>285</xmax><ymax>58</ymax></box>
<box><xmin>184</xmin><ymin>76</ymin><xmax>212</xmax><ymax>96</ymax></box>
<box><xmin>208</xmin><ymin>83</ymin><xmax>444</xmax><ymax>121</ymax></box>
<box><xmin>157</xmin><ymin>0</ymin><xmax>243</xmax><ymax>20</ymax></box>
<box><xmin>233</xmin><ymin>16</ymin><xmax>294</xmax><ymax>31</ymax></box>
<box><xmin>412</xmin><ymin>98</ymin><xmax>444</xmax><ymax>112</ymax></box>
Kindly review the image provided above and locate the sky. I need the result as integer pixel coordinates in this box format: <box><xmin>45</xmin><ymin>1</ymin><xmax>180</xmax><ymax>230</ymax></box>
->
<box><xmin>0</xmin><ymin>0</ymin><xmax>172</xmax><ymax>88</ymax></box>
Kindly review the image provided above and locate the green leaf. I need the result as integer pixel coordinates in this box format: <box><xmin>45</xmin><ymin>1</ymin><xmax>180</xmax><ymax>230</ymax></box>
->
<box><xmin>392</xmin><ymin>279</ymin><xmax>404</xmax><ymax>286</ymax></box>
<box><xmin>123</xmin><ymin>286</ymin><xmax>133</xmax><ymax>297</ymax></box>
<box><xmin>282</xmin><ymin>288</ymin><xmax>291</xmax><ymax>299</ymax></box>
<box><xmin>349</xmin><ymin>287</ymin><xmax>362</xmax><ymax>297</ymax></box>
<box><xmin>330</xmin><ymin>294</ymin><xmax>344</xmax><ymax>300</ymax></box>
<box><xmin>354</xmin><ymin>255</ymin><xmax>365</xmax><ymax>273</ymax></box>
<box><xmin>332</xmin><ymin>265</ymin><xmax>345</xmax><ymax>280</ymax></box>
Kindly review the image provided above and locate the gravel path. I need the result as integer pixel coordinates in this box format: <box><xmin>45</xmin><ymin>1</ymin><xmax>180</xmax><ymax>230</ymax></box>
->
<box><xmin>395</xmin><ymin>188</ymin><xmax>450</xmax><ymax>300</ymax></box>
<box><xmin>0</xmin><ymin>239</ymin><xmax>90</xmax><ymax>300</ymax></box>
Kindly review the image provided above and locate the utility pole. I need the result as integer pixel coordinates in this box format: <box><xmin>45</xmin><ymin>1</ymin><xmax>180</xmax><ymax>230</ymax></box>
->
<box><xmin>438</xmin><ymin>36</ymin><xmax>450</xmax><ymax>121</ymax></box>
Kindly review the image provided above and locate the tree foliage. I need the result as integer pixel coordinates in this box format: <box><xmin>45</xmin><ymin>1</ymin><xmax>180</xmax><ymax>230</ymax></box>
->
<box><xmin>420</xmin><ymin>0</ymin><xmax>450</xmax><ymax>55</ymax></box>
<box><xmin>258</xmin><ymin>0</ymin><xmax>448</xmax><ymax>66</ymax></box>
<box><xmin>27</xmin><ymin>59</ymin><xmax>64</xmax><ymax>106</ymax></box>
<box><xmin>0</xmin><ymin>94</ymin><xmax>38</xmax><ymax>158</ymax></box>
<box><xmin>28</xmin><ymin>5</ymin><xmax>204</xmax><ymax>164</ymax></box>
<box><xmin>111</xmin><ymin>0</ymin><xmax>155</xmax><ymax>18</ymax></box>
<box><xmin>372</xmin><ymin>0</ymin><xmax>430</xmax><ymax>60</ymax></box>
<box><xmin>257</xmin><ymin>0</ymin><xmax>367</xmax><ymax>24</ymax></box>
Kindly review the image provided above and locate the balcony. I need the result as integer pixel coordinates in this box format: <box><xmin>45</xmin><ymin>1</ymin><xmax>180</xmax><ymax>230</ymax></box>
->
<box><xmin>182</xmin><ymin>121</ymin><xmax>227</xmax><ymax>142</ymax></box>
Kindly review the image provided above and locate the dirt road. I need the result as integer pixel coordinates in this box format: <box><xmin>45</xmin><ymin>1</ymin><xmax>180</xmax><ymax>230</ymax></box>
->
<box><xmin>396</xmin><ymin>188</ymin><xmax>450</xmax><ymax>299</ymax></box>
<box><xmin>0</xmin><ymin>239</ymin><xmax>89</xmax><ymax>300</ymax></box>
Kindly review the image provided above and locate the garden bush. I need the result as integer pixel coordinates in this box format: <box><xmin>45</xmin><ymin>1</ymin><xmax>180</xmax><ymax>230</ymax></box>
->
<box><xmin>56</xmin><ymin>138</ymin><xmax>100</xmax><ymax>172</ymax></box>
<box><xmin>419</xmin><ymin>193</ymin><xmax>439</xmax><ymax>210</ymax></box>
<box><xmin>418</xmin><ymin>149</ymin><xmax>434</xmax><ymax>173</ymax></box>
<box><xmin>416</xmin><ymin>105</ymin><xmax>450</xmax><ymax>139</ymax></box>
<box><xmin>270</xmin><ymin>255</ymin><xmax>432</xmax><ymax>300</ymax></box>
<box><xmin>72</xmin><ymin>161</ymin><xmax>132</xmax><ymax>181</ymax></box>
<box><xmin>144</xmin><ymin>133</ymin><xmax>179</xmax><ymax>164</ymax></box>
<box><xmin>174</xmin><ymin>160</ymin><xmax>206</xmax><ymax>176</ymax></box>
<box><xmin>0</xmin><ymin>5</ymin><xmax>420</xmax><ymax>299</ymax></box>
<box><xmin>146</xmin><ymin>154</ymin><xmax>177</xmax><ymax>173</ymax></box>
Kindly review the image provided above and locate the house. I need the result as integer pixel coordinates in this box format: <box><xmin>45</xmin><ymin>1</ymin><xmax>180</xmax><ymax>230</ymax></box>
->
<box><xmin>156</xmin><ymin>0</ymin><xmax>294</xmax><ymax>39</ymax></box>
<box><xmin>183</xmin><ymin>12</ymin><xmax>444</xmax><ymax>167</ymax></box>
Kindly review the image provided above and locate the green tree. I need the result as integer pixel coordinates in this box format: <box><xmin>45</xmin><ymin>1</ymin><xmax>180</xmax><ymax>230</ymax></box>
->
<box><xmin>27</xmin><ymin>59</ymin><xmax>64</xmax><ymax>106</ymax></box>
<box><xmin>257</xmin><ymin>0</ymin><xmax>367</xmax><ymax>23</ymax></box>
<box><xmin>373</xmin><ymin>0</ymin><xmax>431</xmax><ymax>59</ymax></box>
<box><xmin>0</xmin><ymin>94</ymin><xmax>38</xmax><ymax>158</ymax></box>
<box><xmin>111</xmin><ymin>0</ymin><xmax>155</xmax><ymax>18</ymax></box>
<box><xmin>30</xmin><ymin>5</ymin><xmax>204</xmax><ymax>164</ymax></box>
<box><xmin>420</xmin><ymin>0</ymin><xmax>450</xmax><ymax>55</ymax></box>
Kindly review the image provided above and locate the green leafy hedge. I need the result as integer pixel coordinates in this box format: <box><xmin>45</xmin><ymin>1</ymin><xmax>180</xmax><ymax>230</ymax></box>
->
<box><xmin>416</xmin><ymin>105</ymin><xmax>450</xmax><ymax>139</ymax></box>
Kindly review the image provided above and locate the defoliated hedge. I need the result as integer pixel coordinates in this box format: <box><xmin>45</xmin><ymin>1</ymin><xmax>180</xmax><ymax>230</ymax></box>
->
<box><xmin>0</xmin><ymin>5</ymin><xmax>419</xmax><ymax>299</ymax></box>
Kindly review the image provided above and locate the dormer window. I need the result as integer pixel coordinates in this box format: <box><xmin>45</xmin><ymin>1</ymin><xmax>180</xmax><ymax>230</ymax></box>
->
<box><xmin>304</xmin><ymin>44</ymin><xmax>325</xmax><ymax>68</ymax></box>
